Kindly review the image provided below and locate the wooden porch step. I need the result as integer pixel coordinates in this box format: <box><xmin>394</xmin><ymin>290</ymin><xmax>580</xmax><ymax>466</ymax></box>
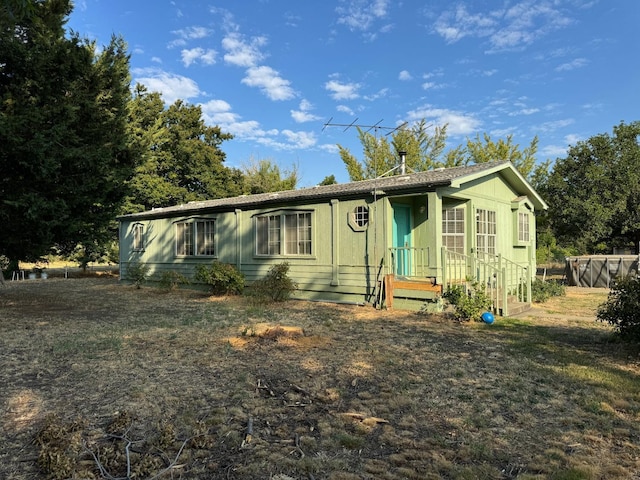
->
<box><xmin>383</xmin><ymin>274</ymin><xmax>442</xmax><ymax>309</ymax></box>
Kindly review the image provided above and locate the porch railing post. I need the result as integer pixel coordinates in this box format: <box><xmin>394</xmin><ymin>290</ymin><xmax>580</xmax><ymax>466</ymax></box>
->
<box><xmin>441</xmin><ymin>247</ymin><xmax>447</xmax><ymax>288</ymax></box>
<box><xmin>501</xmin><ymin>267</ymin><xmax>508</xmax><ymax>316</ymax></box>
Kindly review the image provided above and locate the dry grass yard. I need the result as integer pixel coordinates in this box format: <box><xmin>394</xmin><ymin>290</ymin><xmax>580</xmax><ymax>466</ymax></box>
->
<box><xmin>1</xmin><ymin>277</ymin><xmax>639</xmax><ymax>479</ymax></box>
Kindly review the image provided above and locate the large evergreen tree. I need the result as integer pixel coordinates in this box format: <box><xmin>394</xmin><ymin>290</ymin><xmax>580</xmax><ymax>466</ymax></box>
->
<box><xmin>124</xmin><ymin>85</ymin><xmax>243</xmax><ymax>213</ymax></box>
<box><xmin>0</xmin><ymin>0</ymin><xmax>137</xmax><ymax>268</ymax></box>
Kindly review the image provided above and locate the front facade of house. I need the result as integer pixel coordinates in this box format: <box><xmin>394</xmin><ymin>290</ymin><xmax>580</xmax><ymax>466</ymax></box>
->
<box><xmin>118</xmin><ymin>161</ymin><xmax>547</xmax><ymax>312</ymax></box>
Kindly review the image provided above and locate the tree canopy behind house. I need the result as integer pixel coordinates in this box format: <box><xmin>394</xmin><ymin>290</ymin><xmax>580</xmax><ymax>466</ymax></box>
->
<box><xmin>241</xmin><ymin>158</ymin><xmax>299</xmax><ymax>195</ymax></box>
<box><xmin>543</xmin><ymin>121</ymin><xmax>640</xmax><ymax>253</ymax></box>
<box><xmin>0</xmin><ymin>0</ymin><xmax>136</xmax><ymax>268</ymax></box>
<box><xmin>338</xmin><ymin>119</ymin><xmax>543</xmax><ymax>182</ymax></box>
<box><xmin>339</xmin><ymin>120</ymin><xmax>452</xmax><ymax>181</ymax></box>
<box><xmin>450</xmin><ymin>133</ymin><xmax>540</xmax><ymax>180</ymax></box>
<box><xmin>123</xmin><ymin>85</ymin><xmax>243</xmax><ymax>213</ymax></box>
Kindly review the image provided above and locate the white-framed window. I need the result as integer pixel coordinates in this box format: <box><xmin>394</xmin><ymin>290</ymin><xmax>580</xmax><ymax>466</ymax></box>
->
<box><xmin>354</xmin><ymin>206</ymin><xmax>369</xmax><ymax>227</ymax></box>
<box><xmin>518</xmin><ymin>212</ymin><xmax>530</xmax><ymax>243</ymax></box>
<box><xmin>442</xmin><ymin>207</ymin><xmax>465</xmax><ymax>254</ymax></box>
<box><xmin>175</xmin><ymin>219</ymin><xmax>216</xmax><ymax>256</ymax></box>
<box><xmin>348</xmin><ymin>205</ymin><xmax>370</xmax><ymax>232</ymax></box>
<box><xmin>256</xmin><ymin>211</ymin><xmax>312</xmax><ymax>256</ymax></box>
<box><xmin>476</xmin><ymin>209</ymin><xmax>496</xmax><ymax>255</ymax></box>
<box><xmin>133</xmin><ymin>223</ymin><xmax>144</xmax><ymax>251</ymax></box>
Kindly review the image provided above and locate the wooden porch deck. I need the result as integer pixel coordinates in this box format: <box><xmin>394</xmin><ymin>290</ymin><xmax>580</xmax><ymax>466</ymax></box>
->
<box><xmin>383</xmin><ymin>274</ymin><xmax>442</xmax><ymax>310</ymax></box>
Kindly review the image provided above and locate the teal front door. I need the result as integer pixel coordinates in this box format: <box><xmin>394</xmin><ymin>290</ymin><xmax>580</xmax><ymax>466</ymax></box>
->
<box><xmin>393</xmin><ymin>205</ymin><xmax>412</xmax><ymax>276</ymax></box>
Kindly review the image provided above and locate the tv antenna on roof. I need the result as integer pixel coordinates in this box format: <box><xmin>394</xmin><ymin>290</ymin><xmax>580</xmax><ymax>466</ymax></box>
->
<box><xmin>322</xmin><ymin>117</ymin><xmax>408</xmax><ymax>136</ymax></box>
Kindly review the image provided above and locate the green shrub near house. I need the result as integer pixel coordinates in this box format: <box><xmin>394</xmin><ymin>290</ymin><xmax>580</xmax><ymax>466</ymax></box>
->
<box><xmin>158</xmin><ymin>270</ymin><xmax>190</xmax><ymax>292</ymax></box>
<box><xmin>597</xmin><ymin>275</ymin><xmax>640</xmax><ymax>342</ymax></box>
<box><xmin>250</xmin><ymin>262</ymin><xmax>298</xmax><ymax>303</ymax></box>
<box><xmin>531</xmin><ymin>278</ymin><xmax>566</xmax><ymax>303</ymax></box>
<box><xmin>443</xmin><ymin>281</ymin><xmax>493</xmax><ymax>322</ymax></box>
<box><xmin>127</xmin><ymin>262</ymin><xmax>150</xmax><ymax>289</ymax></box>
<box><xmin>194</xmin><ymin>262</ymin><xmax>244</xmax><ymax>295</ymax></box>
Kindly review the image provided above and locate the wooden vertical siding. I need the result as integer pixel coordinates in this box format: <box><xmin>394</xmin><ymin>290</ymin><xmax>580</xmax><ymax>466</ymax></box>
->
<box><xmin>119</xmin><ymin>167</ymin><xmax>542</xmax><ymax>309</ymax></box>
<box><xmin>120</xmin><ymin>195</ymin><xmax>396</xmax><ymax>305</ymax></box>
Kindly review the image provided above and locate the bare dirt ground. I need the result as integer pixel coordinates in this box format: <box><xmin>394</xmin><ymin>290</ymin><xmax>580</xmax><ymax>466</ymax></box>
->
<box><xmin>1</xmin><ymin>279</ymin><xmax>639</xmax><ymax>479</ymax></box>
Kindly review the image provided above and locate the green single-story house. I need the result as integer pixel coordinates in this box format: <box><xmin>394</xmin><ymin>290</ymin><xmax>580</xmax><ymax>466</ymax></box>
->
<box><xmin>118</xmin><ymin>161</ymin><xmax>548</xmax><ymax>313</ymax></box>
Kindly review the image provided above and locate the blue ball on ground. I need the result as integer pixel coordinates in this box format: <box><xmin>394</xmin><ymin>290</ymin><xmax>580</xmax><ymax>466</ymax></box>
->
<box><xmin>481</xmin><ymin>311</ymin><xmax>495</xmax><ymax>324</ymax></box>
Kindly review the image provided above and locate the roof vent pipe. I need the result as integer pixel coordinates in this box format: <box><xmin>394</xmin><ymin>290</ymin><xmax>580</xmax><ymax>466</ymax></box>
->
<box><xmin>399</xmin><ymin>151</ymin><xmax>407</xmax><ymax>175</ymax></box>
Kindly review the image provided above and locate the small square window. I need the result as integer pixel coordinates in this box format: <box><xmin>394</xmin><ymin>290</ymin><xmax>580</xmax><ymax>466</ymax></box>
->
<box><xmin>354</xmin><ymin>206</ymin><xmax>369</xmax><ymax>227</ymax></box>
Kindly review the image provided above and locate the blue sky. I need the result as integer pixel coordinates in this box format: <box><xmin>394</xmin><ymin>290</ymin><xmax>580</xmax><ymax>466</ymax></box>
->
<box><xmin>67</xmin><ymin>0</ymin><xmax>639</xmax><ymax>187</ymax></box>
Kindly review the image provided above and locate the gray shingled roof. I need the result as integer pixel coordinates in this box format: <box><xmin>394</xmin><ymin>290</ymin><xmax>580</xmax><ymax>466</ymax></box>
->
<box><xmin>119</xmin><ymin>161</ymin><xmax>518</xmax><ymax>220</ymax></box>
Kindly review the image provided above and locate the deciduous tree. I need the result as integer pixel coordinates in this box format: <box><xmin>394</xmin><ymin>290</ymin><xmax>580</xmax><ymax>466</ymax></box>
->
<box><xmin>241</xmin><ymin>158</ymin><xmax>298</xmax><ymax>194</ymax></box>
<box><xmin>544</xmin><ymin>121</ymin><xmax>640</xmax><ymax>253</ymax></box>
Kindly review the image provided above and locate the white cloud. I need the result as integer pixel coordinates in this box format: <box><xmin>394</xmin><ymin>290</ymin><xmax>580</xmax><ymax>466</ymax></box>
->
<box><xmin>433</xmin><ymin>4</ymin><xmax>496</xmax><ymax>43</ymax></box>
<box><xmin>220</xmin><ymin>31</ymin><xmax>296</xmax><ymax>102</ymax></box>
<box><xmin>420</xmin><ymin>70</ymin><xmax>446</xmax><ymax>89</ymax></box>
<box><xmin>564</xmin><ymin>133</ymin><xmax>582</xmax><ymax>145</ymax></box>
<box><xmin>291</xmin><ymin>99</ymin><xmax>322</xmax><ymax>123</ymax></box>
<box><xmin>555</xmin><ymin>57</ymin><xmax>588</xmax><ymax>71</ymax></box>
<box><xmin>168</xmin><ymin>26</ymin><xmax>213</xmax><ymax>49</ymax></box>
<box><xmin>490</xmin><ymin>127</ymin><xmax>517</xmax><ymax>137</ymax></box>
<box><xmin>133</xmin><ymin>68</ymin><xmax>201</xmax><ymax>104</ymax></box>
<box><xmin>181</xmin><ymin>48</ymin><xmax>217</xmax><ymax>67</ymax></box>
<box><xmin>433</xmin><ymin>1</ymin><xmax>575</xmax><ymax>52</ymax></box>
<box><xmin>537</xmin><ymin>118</ymin><xmax>575</xmax><ymax>132</ymax></box>
<box><xmin>168</xmin><ymin>38</ymin><xmax>187</xmax><ymax>49</ymax></box>
<box><xmin>241</xmin><ymin>66</ymin><xmax>295</xmax><ymax>101</ymax></box>
<box><xmin>406</xmin><ymin>105</ymin><xmax>481</xmax><ymax>136</ymax></box>
<box><xmin>319</xmin><ymin>143</ymin><xmax>340</xmax><ymax>154</ymax></box>
<box><xmin>336</xmin><ymin>0</ymin><xmax>390</xmax><ymax>32</ymax></box>
<box><xmin>509</xmin><ymin>107</ymin><xmax>540</xmax><ymax>116</ymax></box>
<box><xmin>172</xmin><ymin>26</ymin><xmax>212</xmax><ymax>40</ymax></box>
<box><xmin>200</xmin><ymin>99</ymin><xmax>236</xmax><ymax>125</ymax></box>
<box><xmin>364</xmin><ymin>88</ymin><xmax>389</xmax><ymax>101</ymax></box>
<box><xmin>398</xmin><ymin>70</ymin><xmax>412</xmax><ymax>81</ymax></box>
<box><xmin>281</xmin><ymin>130</ymin><xmax>317</xmax><ymax>149</ymax></box>
<box><xmin>541</xmin><ymin>144</ymin><xmax>569</xmax><ymax>157</ymax></box>
<box><xmin>222</xmin><ymin>32</ymin><xmax>267</xmax><ymax>67</ymax></box>
<box><xmin>200</xmin><ymin>102</ymin><xmax>280</xmax><ymax>143</ymax></box>
<box><xmin>151</xmin><ymin>57</ymin><xmax>162</xmax><ymax>64</ymax></box>
<box><xmin>337</xmin><ymin>104</ymin><xmax>355</xmax><ymax>116</ymax></box>
<box><xmin>325</xmin><ymin>80</ymin><xmax>361</xmax><ymax>100</ymax></box>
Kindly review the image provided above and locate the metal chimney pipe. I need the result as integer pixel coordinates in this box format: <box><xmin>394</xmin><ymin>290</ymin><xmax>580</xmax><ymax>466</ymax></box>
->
<box><xmin>399</xmin><ymin>151</ymin><xmax>407</xmax><ymax>175</ymax></box>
